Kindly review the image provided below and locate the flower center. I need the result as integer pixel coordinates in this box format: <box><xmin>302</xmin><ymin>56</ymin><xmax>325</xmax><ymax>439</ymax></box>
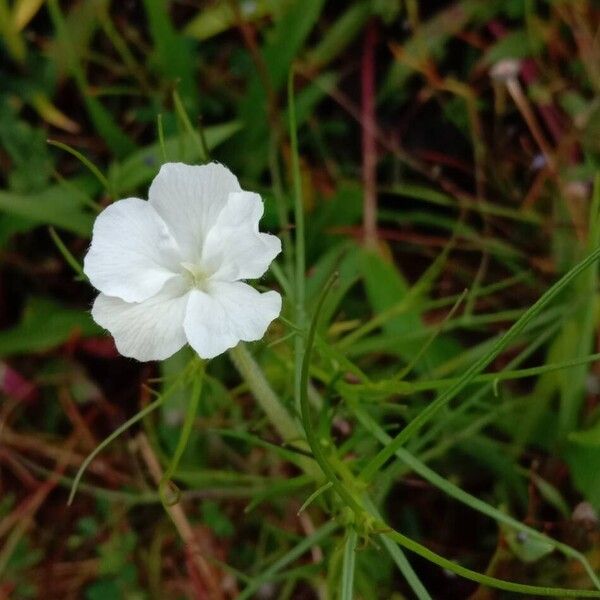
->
<box><xmin>180</xmin><ymin>262</ymin><xmax>209</xmax><ymax>290</ymax></box>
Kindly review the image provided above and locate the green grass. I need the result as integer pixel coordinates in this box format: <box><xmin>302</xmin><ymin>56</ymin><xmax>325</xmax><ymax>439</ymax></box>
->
<box><xmin>2</xmin><ymin>1</ymin><xmax>600</xmax><ymax>598</ymax></box>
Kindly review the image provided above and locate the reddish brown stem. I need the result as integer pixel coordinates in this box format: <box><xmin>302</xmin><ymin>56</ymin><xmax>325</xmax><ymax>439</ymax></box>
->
<box><xmin>361</xmin><ymin>19</ymin><xmax>378</xmax><ymax>249</ymax></box>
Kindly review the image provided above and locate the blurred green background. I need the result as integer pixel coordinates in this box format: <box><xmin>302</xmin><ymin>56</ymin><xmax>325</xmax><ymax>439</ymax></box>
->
<box><xmin>2</xmin><ymin>1</ymin><xmax>600</xmax><ymax>598</ymax></box>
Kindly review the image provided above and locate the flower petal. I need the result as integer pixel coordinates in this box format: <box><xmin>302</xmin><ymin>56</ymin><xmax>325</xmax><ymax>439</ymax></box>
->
<box><xmin>148</xmin><ymin>162</ymin><xmax>241</xmax><ymax>262</ymax></box>
<box><xmin>91</xmin><ymin>278</ymin><xmax>190</xmax><ymax>361</ymax></box>
<box><xmin>201</xmin><ymin>191</ymin><xmax>281</xmax><ymax>281</ymax></box>
<box><xmin>183</xmin><ymin>281</ymin><xmax>281</xmax><ymax>359</ymax></box>
<box><xmin>84</xmin><ymin>198</ymin><xmax>181</xmax><ymax>303</ymax></box>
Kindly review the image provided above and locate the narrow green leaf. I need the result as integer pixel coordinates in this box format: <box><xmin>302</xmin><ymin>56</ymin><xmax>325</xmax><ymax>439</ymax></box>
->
<box><xmin>47</xmin><ymin>139</ymin><xmax>111</xmax><ymax>195</ymax></box>
<box><xmin>68</xmin><ymin>397</ymin><xmax>164</xmax><ymax>505</ymax></box>
<box><xmin>49</xmin><ymin>227</ymin><xmax>85</xmax><ymax>278</ymax></box>
<box><xmin>360</xmin><ymin>245</ymin><xmax>600</xmax><ymax>481</ymax></box>
<box><xmin>340</xmin><ymin>529</ymin><xmax>358</xmax><ymax>600</ymax></box>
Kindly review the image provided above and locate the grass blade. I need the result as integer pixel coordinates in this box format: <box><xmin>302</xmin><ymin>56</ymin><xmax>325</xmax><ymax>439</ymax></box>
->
<box><xmin>238</xmin><ymin>521</ymin><xmax>338</xmax><ymax>600</ymax></box>
<box><xmin>360</xmin><ymin>244</ymin><xmax>600</xmax><ymax>481</ymax></box>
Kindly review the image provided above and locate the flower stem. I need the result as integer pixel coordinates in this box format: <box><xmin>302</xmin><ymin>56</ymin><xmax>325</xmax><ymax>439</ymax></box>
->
<box><xmin>299</xmin><ymin>273</ymin><xmax>364</xmax><ymax>516</ymax></box>
<box><xmin>159</xmin><ymin>360</ymin><xmax>204</xmax><ymax>506</ymax></box>
<box><xmin>288</xmin><ymin>70</ymin><xmax>308</xmax><ymax>418</ymax></box>
<box><xmin>287</xmin><ymin>70</ymin><xmax>305</xmax><ymax>315</ymax></box>
<box><xmin>229</xmin><ymin>343</ymin><xmax>299</xmax><ymax>443</ymax></box>
<box><xmin>228</xmin><ymin>343</ymin><xmax>320</xmax><ymax>479</ymax></box>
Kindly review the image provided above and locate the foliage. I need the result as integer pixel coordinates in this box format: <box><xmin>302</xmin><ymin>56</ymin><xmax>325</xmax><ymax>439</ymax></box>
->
<box><xmin>2</xmin><ymin>0</ymin><xmax>600</xmax><ymax>598</ymax></box>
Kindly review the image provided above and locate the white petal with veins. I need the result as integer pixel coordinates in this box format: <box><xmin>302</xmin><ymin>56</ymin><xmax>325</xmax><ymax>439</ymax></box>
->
<box><xmin>183</xmin><ymin>281</ymin><xmax>282</xmax><ymax>359</ymax></box>
<box><xmin>149</xmin><ymin>162</ymin><xmax>241</xmax><ymax>262</ymax></box>
<box><xmin>91</xmin><ymin>277</ymin><xmax>191</xmax><ymax>361</ymax></box>
<box><xmin>202</xmin><ymin>191</ymin><xmax>282</xmax><ymax>280</ymax></box>
<box><xmin>84</xmin><ymin>198</ymin><xmax>182</xmax><ymax>303</ymax></box>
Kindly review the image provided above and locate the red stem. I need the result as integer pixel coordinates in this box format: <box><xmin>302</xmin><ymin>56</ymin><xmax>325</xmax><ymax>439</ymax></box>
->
<box><xmin>361</xmin><ymin>19</ymin><xmax>378</xmax><ymax>249</ymax></box>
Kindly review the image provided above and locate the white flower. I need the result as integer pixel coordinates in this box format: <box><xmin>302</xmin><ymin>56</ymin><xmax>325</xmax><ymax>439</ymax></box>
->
<box><xmin>83</xmin><ymin>162</ymin><xmax>282</xmax><ymax>361</ymax></box>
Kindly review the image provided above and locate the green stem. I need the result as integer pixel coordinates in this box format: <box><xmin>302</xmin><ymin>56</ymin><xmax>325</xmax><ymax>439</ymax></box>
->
<box><xmin>340</xmin><ymin>529</ymin><xmax>358</xmax><ymax>600</ymax></box>
<box><xmin>269</xmin><ymin>131</ymin><xmax>294</xmax><ymax>283</ymax></box>
<box><xmin>385</xmin><ymin>530</ymin><xmax>600</xmax><ymax>598</ymax></box>
<box><xmin>228</xmin><ymin>345</ymin><xmax>322</xmax><ymax>478</ymax></box>
<box><xmin>299</xmin><ymin>273</ymin><xmax>364</xmax><ymax>515</ymax></box>
<box><xmin>47</xmin><ymin>139</ymin><xmax>112</xmax><ymax>196</ymax></box>
<box><xmin>345</xmin><ymin>351</ymin><xmax>600</xmax><ymax>397</ymax></box>
<box><xmin>379</xmin><ymin>534</ymin><xmax>432</xmax><ymax>600</ymax></box>
<box><xmin>288</xmin><ymin>69</ymin><xmax>305</xmax><ymax>313</ymax></box>
<box><xmin>159</xmin><ymin>362</ymin><xmax>204</xmax><ymax>505</ymax></box>
<box><xmin>229</xmin><ymin>343</ymin><xmax>299</xmax><ymax>443</ymax></box>
<box><xmin>288</xmin><ymin>70</ymin><xmax>308</xmax><ymax>419</ymax></box>
<box><xmin>172</xmin><ymin>89</ymin><xmax>207</xmax><ymax>162</ymax></box>
<box><xmin>157</xmin><ymin>113</ymin><xmax>167</xmax><ymax>163</ymax></box>
<box><xmin>49</xmin><ymin>227</ymin><xmax>85</xmax><ymax>278</ymax></box>
<box><xmin>361</xmin><ymin>496</ymin><xmax>432</xmax><ymax>599</ymax></box>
